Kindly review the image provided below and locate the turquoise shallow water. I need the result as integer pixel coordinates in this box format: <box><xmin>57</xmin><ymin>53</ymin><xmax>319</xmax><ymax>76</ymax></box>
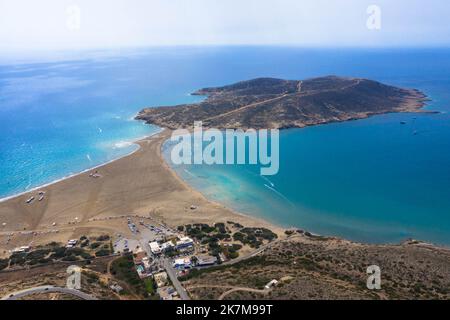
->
<box><xmin>165</xmin><ymin>110</ymin><xmax>450</xmax><ymax>245</ymax></box>
<box><xmin>1</xmin><ymin>47</ymin><xmax>450</xmax><ymax>245</ymax></box>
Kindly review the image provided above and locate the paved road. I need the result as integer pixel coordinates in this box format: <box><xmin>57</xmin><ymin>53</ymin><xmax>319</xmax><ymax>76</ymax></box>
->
<box><xmin>139</xmin><ymin>237</ymin><xmax>189</xmax><ymax>300</ymax></box>
<box><xmin>2</xmin><ymin>286</ymin><xmax>98</xmax><ymax>300</ymax></box>
<box><xmin>163</xmin><ymin>258</ymin><xmax>190</xmax><ymax>300</ymax></box>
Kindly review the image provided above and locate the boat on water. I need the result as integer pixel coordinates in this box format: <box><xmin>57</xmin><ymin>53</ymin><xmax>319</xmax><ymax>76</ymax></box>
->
<box><xmin>400</xmin><ymin>121</ymin><xmax>406</xmax><ymax>125</ymax></box>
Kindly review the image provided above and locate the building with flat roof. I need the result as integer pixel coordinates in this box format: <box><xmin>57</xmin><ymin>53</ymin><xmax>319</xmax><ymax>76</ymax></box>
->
<box><xmin>173</xmin><ymin>257</ymin><xmax>192</xmax><ymax>269</ymax></box>
<box><xmin>175</xmin><ymin>237</ymin><xmax>194</xmax><ymax>250</ymax></box>
<box><xmin>196</xmin><ymin>255</ymin><xmax>218</xmax><ymax>267</ymax></box>
<box><xmin>149</xmin><ymin>241</ymin><xmax>161</xmax><ymax>255</ymax></box>
<box><xmin>153</xmin><ymin>272</ymin><xmax>169</xmax><ymax>288</ymax></box>
<box><xmin>161</xmin><ymin>241</ymin><xmax>175</xmax><ymax>252</ymax></box>
<box><xmin>134</xmin><ymin>251</ymin><xmax>147</xmax><ymax>264</ymax></box>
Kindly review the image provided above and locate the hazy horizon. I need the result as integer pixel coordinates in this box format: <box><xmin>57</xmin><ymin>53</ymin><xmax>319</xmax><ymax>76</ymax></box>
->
<box><xmin>1</xmin><ymin>0</ymin><xmax>449</xmax><ymax>52</ymax></box>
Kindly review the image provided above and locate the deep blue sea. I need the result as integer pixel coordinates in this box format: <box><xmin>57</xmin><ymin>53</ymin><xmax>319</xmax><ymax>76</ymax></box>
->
<box><xmin>1</xmin><ymin>47</ymin><xmax>450</xmax><ymax>245</ymax></box>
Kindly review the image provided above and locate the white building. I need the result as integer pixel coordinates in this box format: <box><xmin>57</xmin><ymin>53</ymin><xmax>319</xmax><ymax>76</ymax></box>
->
<box><xmin>196</xmin><ymin>255</ymin><xmax>218</xmax><ymax>267</ymax></box>
<box><xmin>149</xmin><ymin>241</ymin><xmax>161</xmax><ymax>255</ymax></box>
<box><xmin>265</xmin><ymin>279</ymin><xmax>279</xmax><ymax>290</ymax></box>
<box><xmin>161</xmin><ymin>241</ymin><xmax>175</xmax><ymax>252</ymax></box>
<box><xmin>173</xmin><ymin>257</ymin><xmax>192</xmax><ymax>269</ymax></box>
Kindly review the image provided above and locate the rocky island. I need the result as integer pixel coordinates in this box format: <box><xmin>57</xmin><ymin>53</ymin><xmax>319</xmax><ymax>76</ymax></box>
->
<box><xmin>136</xmin><ymin>76</ymin><xmax>428</xmax><ymax>129</ymax></box>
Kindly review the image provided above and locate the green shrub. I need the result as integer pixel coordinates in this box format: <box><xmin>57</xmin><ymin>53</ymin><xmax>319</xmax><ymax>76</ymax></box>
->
<box><xmin>80</xmin><ymin>240</ymin><xmax>90</xmax><ymax>248</ymax></box>
<box><xmin>0</xmin><ymin>259</ymin><xmax>9</xmax><ymax>270</ymax></box>
<box><xmin>62</xmin><ymin>255</ymin><xmax>78</xmax><ymax>262</ymax></box>
<box><xmin>9</xmin><ymin>253</ymin><xmax>27</xmax><ymax>266</ymax></box>
<box><xmin>50</xmin><ymin>247</ymin><xmax>66</xmax><ymax>259</ymax></box>
<box><xmin>83</xmin><ymin>271</ymin><xmax>99</xmax><ymax>284</ymax></box>
<box><xmin>96</xmin><ymin>235</ymin><xmax>110</xmax><ymax>242</ymax></box>
<box><xmin>95</xmin><ymin>249</ymin><xmax>111</xmax><ymax>257</ymax></box>
<box><xmin>214</xmin><ymin>223</ymin><xmax>227</xmax><ymax>234</ymax></box>
<box><xmin>111</xmin><ymin>254</ymin><xmax>147</xmax><ymax>298</ymax></box>
<box><xmin>228</xmin><ymin>251</ymin><xmax>239</xmax><ymax>259</ymax></box>
<box><xmin>144</xmin><ymin>277</ymin><xmax>157</xmax><ymax>295</ymax></box>
<box><xmin>90</xmin><ymin>242</ymin><xmax>101</xmax><ymax>249</ymax></box>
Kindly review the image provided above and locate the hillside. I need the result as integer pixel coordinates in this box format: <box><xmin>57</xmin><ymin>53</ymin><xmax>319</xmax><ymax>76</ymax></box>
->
<box><xmin>136</xmin><ymin>76</ymin><xmax>428</xmax><ymax>129</ymax></box>
<box><xmin>181</xmin><ymin>233</ymin><xmax>450</xmax><ymax>300</ymax></box>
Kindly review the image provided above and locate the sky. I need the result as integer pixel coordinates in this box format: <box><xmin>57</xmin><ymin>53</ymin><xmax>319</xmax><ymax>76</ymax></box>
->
<box><xmin>0</xmin><ymin>0</ymin><xmax>449</xmax><ymax>51</ymax></box>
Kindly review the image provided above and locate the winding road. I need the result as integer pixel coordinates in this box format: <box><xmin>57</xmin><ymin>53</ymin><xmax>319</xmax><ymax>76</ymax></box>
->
<box><xmin>2</xmin><ymin>286</ymin><xmax>98</xmax><ymax>300</ymax></box>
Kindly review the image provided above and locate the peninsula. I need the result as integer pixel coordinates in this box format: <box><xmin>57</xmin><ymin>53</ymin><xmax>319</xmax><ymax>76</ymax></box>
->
<box><xmin>136</xmin><ymin>76</ymin><xmax>428</xmax><ymax>129</ymax></box>
<box><xmin>1</xmin><ymin>77</ymin><xmax>448</xmax><ymax>301</ymax></box>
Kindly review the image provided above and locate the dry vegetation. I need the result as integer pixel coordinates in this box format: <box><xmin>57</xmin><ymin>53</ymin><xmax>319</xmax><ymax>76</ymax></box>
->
<box><xmin>183</xmin><ymin>234</ymin><xmax>450</xmax><ymax>300</ymax></box>
<box><xmin>0</xmin><ymin>256</ymin><xmax>118</xmax><ymax>300</ymax></box>
<box><xmin>137</xmin><ymin>76</ymin><xmax>428</xmax><ymax>130</ymax></box>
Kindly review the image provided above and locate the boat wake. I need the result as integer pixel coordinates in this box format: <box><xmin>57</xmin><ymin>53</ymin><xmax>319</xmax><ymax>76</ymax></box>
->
<box><xmin>263</xmin><ymin>183</ymin><xmax>295</xmax><ymax>207</ymax></box>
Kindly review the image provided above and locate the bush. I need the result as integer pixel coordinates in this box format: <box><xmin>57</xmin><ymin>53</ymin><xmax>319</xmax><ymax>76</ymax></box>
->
<box><xmin>214</xmin><ymin>223</ymin><xmax>227</xmax><ymax>234</ymax></box>
<box><xmin>216</xmin><ymin>233</ymin><xmax>231</xmax><ymax>240</ymax></box>
<box><xmin>0</xmin><ymin>259</ymin><xmax>9</xmax><ymax>270</ymax></box>
<box><xmin>50</xmin><ymin>247</ymin><xmax>66</xmax><ymax>259</ymax></box>
<box><xmin>80</xmin><ymin>240</ymin><xmax>90</xmax><ymax>248</ymax></box>
<box><xmin>80</xmin><ymin>252</ymin><xmax>94</xmax><ymax>260</ymax></box>
<box><xmin>38</xmin><ymin>258</ymin><xmax>52</xmax><ymax>264</ymax></box>
<box><xmin>111</xmin><ymin>255</ymin><xmax>147</xmax><ymax>298</ymax></box>
<box><xmin>62</xmin><ymin>255</ymin><xmax>78</xmax><ymax>262</ymax></box>
<box><xmin>96</xmin><ymin>235</ymin><xmax>110</xmax><ymax>242</ymax></box>
<box><xmin>144</xmin><ymin>277</ymin><xmax>157</xmax><ymax>295</ymax></box>
<box><xmin>232</xmin><ymin>244</ymin><xmax>242</xmax><ymax>251</ymax></box>
<box><xmin>83</xmin><ymin>271</ymin><xmax>99</xmax><ymax>284</ymax></box>
<box><xmin>90</xmin><ymin>242</ymin><xmax>101</xmax><ymax>249</ymax></box>
<box><xmin>66</xmin><ymin>248</ymin><xmax>84</xmax><ymax>256</ymax></box>
<box><xmin>26</xmin><ymin>249</ymin><xmax>51</xmax><ymax>261</ymax></box>
<box><xmin>95</xmin><ymin>249</ymin><xmax>111</xmax><ymax>257</ymax></box>
<box><xmin>241</xmin><ymin>228</ymin><xmax>278</xmax><ymax>241</ymax></box>
<box><xmin>9</xmin><ymin>253</ymin><xmax>27</xmax><ymax>266</ymax></box>
<box><xmin>233</xmin><ymin>232</ymin><xmax>245</xmax><ymax>242</ymax></box>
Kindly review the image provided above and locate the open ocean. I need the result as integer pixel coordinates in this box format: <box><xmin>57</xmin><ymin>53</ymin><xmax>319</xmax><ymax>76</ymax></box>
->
<box><xmin>1</xmin><ymin>47</ymin><xmax>450</xmax><ymax>245</ymax></box>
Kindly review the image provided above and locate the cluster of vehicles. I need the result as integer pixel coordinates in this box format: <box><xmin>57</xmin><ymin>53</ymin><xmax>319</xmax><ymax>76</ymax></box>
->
<box><xmin>127</xmin><ymin>218</ymin><xmax>138</xmax><ymax>234</ymax></box>
<box><xmin>25</xmin><ymin>191</ymin><xmax>46</xmax><ymax>204</ymax></box>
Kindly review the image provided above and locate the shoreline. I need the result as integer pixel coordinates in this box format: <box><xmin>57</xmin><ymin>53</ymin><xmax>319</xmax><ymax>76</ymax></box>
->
<box><xmin>0</xmin><ymin>128</ymin><xmax>285</xmax><ymax>252</ymax></box>
<box><xmin>0</xmin><ymin>128</ymin><xmax>164</xmax><ymax>204</ymax></box>
<box><xmin>157</xmin><ymin>136</ymin><xmax>281</xmax><ymax>234</ymax></box>
<box><xmin>0</xmin><ymin>107</ymin><xmax>448</xmax><ymax>251</ymax></box>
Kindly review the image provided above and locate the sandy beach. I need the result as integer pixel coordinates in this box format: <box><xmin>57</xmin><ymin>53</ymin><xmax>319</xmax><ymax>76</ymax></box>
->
<box><xmin>0</xmin><ymin>130</ymin><xmax>284</xmax><ymax>254</ymax></box>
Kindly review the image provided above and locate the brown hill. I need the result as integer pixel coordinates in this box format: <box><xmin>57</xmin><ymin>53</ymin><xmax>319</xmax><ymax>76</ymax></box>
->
<box><xmin>136</xmin><ymin>76</ymin><xmax>428</xmax><ymax>130</ymax></box>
